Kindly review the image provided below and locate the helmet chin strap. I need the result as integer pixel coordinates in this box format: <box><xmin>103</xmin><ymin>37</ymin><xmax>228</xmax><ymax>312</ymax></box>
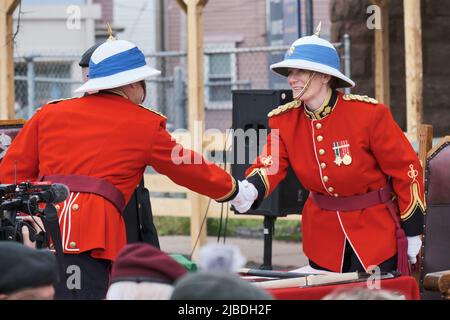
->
<box><xmin>293</xmin><ymin>71</ymin><xmax>316</xmax><ymax>101</ymax></box>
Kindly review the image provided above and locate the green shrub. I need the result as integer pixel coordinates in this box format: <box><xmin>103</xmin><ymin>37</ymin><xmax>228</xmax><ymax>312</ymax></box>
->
<box><xmin>153</xmin><ymin>216</ymin><xmax>301</xmax><ymax>242</ymax></box>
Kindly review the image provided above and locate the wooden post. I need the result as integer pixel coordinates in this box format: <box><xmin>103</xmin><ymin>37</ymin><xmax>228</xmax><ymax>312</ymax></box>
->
<box><xmin>0</xmin><ymin>0</ymin><xmax>20</xmax><ymax>120</ymax></box>
<box><xmin>371</xmin><ymin>0</ymin><xmax>390</xmax><ymax>106</ymax></box>
<box><xmin>404</xmin><ymin>0</ymin><xmax>423</xmax><ymax>140</ymax></box>
<box><xmin>418</xmin><ymin>124</ymin><xmax>433</xmax><ymax>176</ymax></box>
<box><xmin>176</xmin><ymin>0</ymin><xmax>209</xmax><ymax>260</ymax></box>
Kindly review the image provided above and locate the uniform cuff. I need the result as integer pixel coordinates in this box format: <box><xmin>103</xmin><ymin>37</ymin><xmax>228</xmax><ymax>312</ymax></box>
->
<box><xmin>246</xmin><ymin>170</ymin><xmax>268</xmax><ymax>209</ymax></box>
<box><xmin>215</xmin><ymin>176</ymin><xmax>239</xmax><ymax>202</ymax></box>
<box><xmin>401</xmin><ymin>206</ymin><xmax>425</xmax><ymax>236</ymax></box>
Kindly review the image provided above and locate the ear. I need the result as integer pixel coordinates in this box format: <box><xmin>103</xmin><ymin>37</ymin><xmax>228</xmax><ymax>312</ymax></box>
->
<box><xmin>322</xmin><ymin>74</ymin><xmax>332</xmax><ymax>84</ymax></box>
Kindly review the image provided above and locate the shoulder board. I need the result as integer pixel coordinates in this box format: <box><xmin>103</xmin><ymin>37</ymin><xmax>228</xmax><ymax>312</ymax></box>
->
<box><xmin>268</xmin><ymin>100</ymin><xmax>301</xmax><ymax>118</ymax></box>
<box><xmin>342</xmin><ymin>94</ymin><xmax>378</xmax><ymax>104</ymax></box>
<box><xmin>47</xmin><ymin>97</ymin><xmax>78</xmax><ymax>104</ymax></box>
<box><xmin>138</xmin><ymin>104</ymin><xmax>167</xmax><ymax>119</ymax></box>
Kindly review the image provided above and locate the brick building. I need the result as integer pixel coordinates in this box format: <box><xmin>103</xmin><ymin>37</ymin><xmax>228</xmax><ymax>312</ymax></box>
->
<box><xmin>165</xmin><ymin>0</ymin><xmax>332</xmax><ymax>130</ymax></box>
<box><xmin>330</xmin><ymin>0</ymin><xmax>450</xmax><ymax>137</ymax></box>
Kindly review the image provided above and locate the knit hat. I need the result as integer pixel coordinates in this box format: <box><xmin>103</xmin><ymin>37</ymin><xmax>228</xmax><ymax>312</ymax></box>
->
<box><xmin>170</xmin><ymin>271</ymin><xmax>274</xmax><ymax>300</ymax></box>
<box><xmin>110</xmin><ymin>243</ymin><xmax>187</xmax><ymax>284</ymax></box>
<box><xmin>0</xmin><ymin>242</ymin><xmax>58</xmax><ymax>294</ymax></box>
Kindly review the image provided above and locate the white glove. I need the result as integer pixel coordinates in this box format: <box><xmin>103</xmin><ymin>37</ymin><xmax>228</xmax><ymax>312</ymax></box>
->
<box><xmin>407</xmin><ymin>235</ymin><xmax>422</xmax><ymax>264</ymax></box>
<box><xmin>230</xmin><ymin>180</ymin><xmax>258</xmax><ymax>213</ymax></box>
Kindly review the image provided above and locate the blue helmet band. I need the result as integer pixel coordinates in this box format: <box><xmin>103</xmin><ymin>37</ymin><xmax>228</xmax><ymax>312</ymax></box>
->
<box><xmin>89</xmin><ymin>47</ymin><xmax>147</xmax><ymax>79</ymax></box>
<box><xmin>284</xmin><ymin>44</ymin><xmax>340</xmax><ymax>71</ymax></box>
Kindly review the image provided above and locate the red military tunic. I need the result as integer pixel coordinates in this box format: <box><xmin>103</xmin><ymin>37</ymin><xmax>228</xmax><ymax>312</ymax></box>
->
<box><xmin>246</xmin><ymin>89</ymin><xmax>425</xmax><ymax>272</ymax></box>
<box><xmin>0</xmin><ymin>92</ymin><xmax>237</xmax><ymax>261</ymax></box>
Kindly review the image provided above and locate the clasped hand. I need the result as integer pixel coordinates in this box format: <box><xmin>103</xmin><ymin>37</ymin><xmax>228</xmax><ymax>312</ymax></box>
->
<box><xmin>230</xmin><ymin>180</ymin><xmax>258</xmax><ymax>213</ymax></box>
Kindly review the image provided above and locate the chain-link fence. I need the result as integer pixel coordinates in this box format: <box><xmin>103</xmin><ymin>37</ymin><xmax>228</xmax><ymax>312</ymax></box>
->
<box><xmin>14</xmin><ymin>35</ymin><xmax>350</xmax><ymax>131</ymax></box>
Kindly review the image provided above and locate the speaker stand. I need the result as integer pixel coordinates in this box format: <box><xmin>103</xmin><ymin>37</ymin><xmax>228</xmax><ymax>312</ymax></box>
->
<box><xmin>260</xmin><ymin>216</ymin><xmax>277</xmax><ymax>270</ymax></box>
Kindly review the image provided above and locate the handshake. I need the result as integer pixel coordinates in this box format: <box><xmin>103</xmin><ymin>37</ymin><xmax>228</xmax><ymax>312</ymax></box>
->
<box><xmin>230</xmin><ymin>180</ymin><xmax>259</xmax><ymax>213</ymax></box>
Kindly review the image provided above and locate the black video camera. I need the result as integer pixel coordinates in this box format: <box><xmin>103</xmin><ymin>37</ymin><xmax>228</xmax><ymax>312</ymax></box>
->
<box><xmin>0</xmin><ymin>181</ymin><xmax>69</xmax><ymax>247</ymax></box>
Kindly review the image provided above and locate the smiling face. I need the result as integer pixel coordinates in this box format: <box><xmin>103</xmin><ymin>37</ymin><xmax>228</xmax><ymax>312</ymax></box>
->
<box><xmin>287</xmin><ymin>68</ymin><xmax>333</xmax><ymax>110</ymax></box>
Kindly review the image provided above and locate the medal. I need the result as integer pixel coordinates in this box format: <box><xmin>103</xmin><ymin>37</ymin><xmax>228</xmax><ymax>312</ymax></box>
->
<box><xmin>333</xmin><ymin>140</ymin><xmax>352</xmax><ymax>166</ymax></box>
<box><xmin>334</xmin><ymin>156</ymin><xmax>343</xmax><ymax>166</ymax></box>
<box><xmin>342</xmin><ymin>154</ymin><xmax>352</xmax><ymax>165</ymax></box>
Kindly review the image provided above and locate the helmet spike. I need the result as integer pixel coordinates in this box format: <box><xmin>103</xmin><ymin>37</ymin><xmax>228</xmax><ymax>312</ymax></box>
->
<box><xmin>314</xmin><ymin>21</ymin><xmax>322</xmax><ymax>37</ymax></box>
<box><xmin>107</xmin><ymin>22</ymin><xmax>116</xmax><ymax>42</ymax></box>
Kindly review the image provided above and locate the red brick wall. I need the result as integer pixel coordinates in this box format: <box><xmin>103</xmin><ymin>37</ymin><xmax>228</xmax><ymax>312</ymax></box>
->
<box><xmin>166</xmin><ymin>0</ymin><xmax>334</xmax><ymax>131</ymax></box>
<box><xmin>330</xmin><ymin>0</ymin><xmax>450</xmax><ymax>136</ymax></box>
<box><xmin>93</xmin><ymin>0</ymin><xmax>113</xmax><ymax>25</ymax></box>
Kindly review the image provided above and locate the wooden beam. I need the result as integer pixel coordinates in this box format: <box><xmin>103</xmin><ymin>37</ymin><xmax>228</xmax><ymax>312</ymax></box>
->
<box><xmin>180</xmin><ymin>0</ymin><xmax>209</xmax><ymax>260</ymax></box>
<box><xmin>371</xmin><ymin>0</ymin><xmax>390</xmax><ymax>106</ymax></box>
<box><xmin>0</xmin><ymin>0</ymin><xmax>20</xmax><ymax>120</ymax></box>
<box><xmin>404</xmin><ymin>0</ymin><xmax>423</xmax><ymax>140</ymax></box>
<box><xmin>0</xmin><ymin>119</ymin><xmax>25</xmax><ymax>126</ymax></box>
<box><xmin>418</xmin><ymin>124</ymin><xmax>433</xmax><ymax>176</ymax></box>
<box><xmin>5</xmin><ymin>0</ymin><xmax>20</xmax><ymax>14</ymax></box>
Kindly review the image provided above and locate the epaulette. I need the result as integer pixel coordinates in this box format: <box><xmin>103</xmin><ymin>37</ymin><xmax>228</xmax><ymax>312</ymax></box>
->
<box><xmin>47</xmin><ymin>97</ymin><xmax>78</xmax><ymax>104</ymax></box>
<box><xmin>138</xmin><ymin>104</ymin><xmax>167</xmax><ymax>119</ymax></box>
<box><xmin>342</xmin><ymin>94</ymin><xmax>378</xmax><ymax>104</ymax></box>
<box><xmin>267</xmin><ymin>100</ymin><xmax>301</xmax><ymax>118</ymax></box>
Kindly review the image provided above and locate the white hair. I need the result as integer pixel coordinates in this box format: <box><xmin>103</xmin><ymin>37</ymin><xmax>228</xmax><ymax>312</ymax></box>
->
<box><xmin>106</xmin><ymin>281</ymin><xmax>174</xmax><ymax>300</ymax></box>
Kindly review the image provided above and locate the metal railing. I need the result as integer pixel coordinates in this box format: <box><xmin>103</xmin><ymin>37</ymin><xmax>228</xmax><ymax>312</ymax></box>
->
<box><xmin>14</xmin><ymin>35</ymin><xmax>351</xmax><ymax>127</ymax></box>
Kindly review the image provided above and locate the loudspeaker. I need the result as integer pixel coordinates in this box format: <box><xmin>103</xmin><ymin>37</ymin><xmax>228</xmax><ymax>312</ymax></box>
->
<box><xmin>231</xmin><ymin>90</ymin><xmax>309</xmax><ymax>217</ymax></box>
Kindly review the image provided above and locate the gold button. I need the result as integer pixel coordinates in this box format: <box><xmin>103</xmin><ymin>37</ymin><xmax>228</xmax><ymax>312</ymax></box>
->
<box><xmin>54</xmin><ymin>204</ymin><xmax>60</xmax><ymax>211</ymax></box>
<box><xmin>69</xmin><ymin>241</ymin><xmax>77</xmax><ymax>249</ymax></box>
<box><xmin>317</xmin><ymin>135</ymin><xmax>323</xmax><ymax>142</ymax></box>
<box><xmin>72</xmin><ymin>204</ymin><xmax>79</xmax><ymax>211</ymax></box>
<box><xmin>319</xmin><ymin>149</ymin><xmax>325</xmax><ymax>155</ymax></box>
<box><xmin>334</xmin><ymin>193</ymin><xmax>339</xmax><ymax>197</ymax></box>
<box><xmin>323</xmin><ymin>176</ymin><xmax>329</xmax><ymax>182</ymax></box>
<box><xmin>316</xmin><ymin>123</ymin><xmax>322</xmax><ymax>129</ymax></box>
<box><xmin>328</xmin><ymin>187</ymin><xmax>334</xmax><ymax>193</ymax></box>
<box><xmin>320</xmin><ymin>162</ymin><xmax>326</xmax><ymax>169</ymax></box>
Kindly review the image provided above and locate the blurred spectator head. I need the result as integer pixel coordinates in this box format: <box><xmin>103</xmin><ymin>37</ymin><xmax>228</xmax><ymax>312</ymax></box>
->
<box><xmin>322</xmin><ymin>287</ymin><xmax>406</xmax><ymax>300</ymax></box>
<box><xmin>0</xmin><ymin>242</ymin><xmax>57</xmax><ymax>300</ymax></box>
<box><xmin>170</xmin><ymin>271</ymin><xmax>274</xmax><ymax>300</ymax></box>
<box><xmin>106</xmin><ymin>243</ymin><xmax>187</xmax><ymax>300</ymax></box>
<box><xmin>199</xmin><ymin>243</ymin><xmax>246</xmax><ymax>273</ymax></box>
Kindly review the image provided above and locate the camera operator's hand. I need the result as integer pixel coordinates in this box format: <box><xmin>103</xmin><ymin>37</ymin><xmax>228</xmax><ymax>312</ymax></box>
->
<box><xmin>21</xmin><ymin>216</ymin><xmax>45</xmax><ymax>249</ymax></box>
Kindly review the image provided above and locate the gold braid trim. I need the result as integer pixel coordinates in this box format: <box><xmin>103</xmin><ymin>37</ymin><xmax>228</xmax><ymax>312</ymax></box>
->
<box><xmin>246</xmin><ymin>168</ymin><xmax>270</xmax><ymax>198</ymax></box>
<box><xmin>267</xmin><ymin>100</ymin><xmax>301</xmax><ymax>118</ymax></box>
<box><xmin>400</xmin><ymin>181</ymin><xmax>426</xmax><ymax>221</ymax></box>
<box><xmin>215</xmin><ymin>175</ymin><xmax>237</xmax><ymax>202</ymax></box>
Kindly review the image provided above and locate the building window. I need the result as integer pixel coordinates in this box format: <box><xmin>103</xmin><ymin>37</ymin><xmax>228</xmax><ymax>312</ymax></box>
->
<box><xmin>205</xmin><ymin>43</ymin><xmax>236</xmax><ymax>110</ymax></box>
<box><xmin>209</xmin><ymin>53</ymin><xmax>232</xmax><ymax>102</ymax></box>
